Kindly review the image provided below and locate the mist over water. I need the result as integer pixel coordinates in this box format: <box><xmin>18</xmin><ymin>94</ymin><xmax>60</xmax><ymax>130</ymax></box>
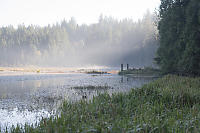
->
<box><xmin>0</xmin><ymin>11</ymin><xmax>158</xmax><ymax>67</ymax></box>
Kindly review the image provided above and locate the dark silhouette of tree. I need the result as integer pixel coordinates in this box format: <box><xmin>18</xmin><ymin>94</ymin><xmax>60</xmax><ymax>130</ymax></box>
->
<box><xmin>156</xmin><ymin>0</ymin><xmax>200</xmax><ymax>76</ymax></box>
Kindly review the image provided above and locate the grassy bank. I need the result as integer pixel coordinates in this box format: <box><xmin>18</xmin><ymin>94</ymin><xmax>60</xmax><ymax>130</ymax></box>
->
<box><xmin>10</xmin><ymin>75</ymin><xmax>200</xmax><ymax>132</ymax></box>
<box><xmin>118</xmin><ymin>67</ymin><xmax>161</xmax><ymax>77</ymax></box>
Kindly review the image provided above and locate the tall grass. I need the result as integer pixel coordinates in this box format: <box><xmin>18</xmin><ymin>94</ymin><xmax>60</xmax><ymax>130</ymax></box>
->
<box><xmin>10</xmin><ymin>75</ymin><xmax>200</xmax><ymax>132</ymax></box>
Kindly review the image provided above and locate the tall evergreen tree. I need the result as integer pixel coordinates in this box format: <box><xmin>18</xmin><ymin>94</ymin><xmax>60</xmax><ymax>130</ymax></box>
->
<box><xmin>156</xmin><ymin>0</ymin><xmax>200</xmax><ymax>75</ymax></box>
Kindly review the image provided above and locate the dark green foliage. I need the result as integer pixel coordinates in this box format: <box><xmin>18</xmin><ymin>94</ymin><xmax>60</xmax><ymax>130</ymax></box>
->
<box><xmin>156</xmin><ymin>0</ymin><xmax>200</xmax><ymax>76</ymax></box>
<box><xmin>10</xmin><ymin>75</ymin><xmax>200</xmax><ymax>132</ymax></box>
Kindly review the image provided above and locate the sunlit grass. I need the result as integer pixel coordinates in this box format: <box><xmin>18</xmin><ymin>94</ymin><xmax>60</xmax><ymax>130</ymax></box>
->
<box><xmin>36</xmin><ymin>69</ymin><xmax>40</xmax><ymax>73</ymax></box>
<box><xmin>9</xmin><ymin>75</ymin><xmax>200</xmax><ymax>132</ymax></box>
<box><xmin>0</xmin><ymin>67</ymin><xmax>111</xmax><ymax>75</ymax></box>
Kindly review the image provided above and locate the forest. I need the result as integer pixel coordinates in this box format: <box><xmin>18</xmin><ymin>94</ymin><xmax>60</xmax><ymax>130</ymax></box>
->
<box><xmin>0</xmin><ymin>11</ymin><xmax>158</xmax><ymax>67</ymax></box>
<box><xmin>156</xmin><ymin>0</ymin><xmax>200</xmax><ymax>76</ymax></box>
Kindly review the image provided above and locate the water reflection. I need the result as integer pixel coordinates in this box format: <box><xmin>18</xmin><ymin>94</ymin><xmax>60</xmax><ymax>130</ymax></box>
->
<box><xmin>0</xmin><ymin>73</ymin><xmax>155</xmax><ymax>130</ymax></box>
<box><xmin>121</xmin><ymin>76</ymin><xmax>129</xmax><ymax>83</ymax></box>
<box><xmin>0</xmin><ymin>108</ymin><xmax>50</xmax><ymax>131</ymax></box>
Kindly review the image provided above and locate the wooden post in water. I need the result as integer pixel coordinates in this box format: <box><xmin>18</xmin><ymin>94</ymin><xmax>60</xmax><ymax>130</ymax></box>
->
<box><xmin>121</xmin><ymin>64</ymin><xmax>123</xmax><ymax>71</ymax></box>
<box><xmin>127</xmin><ymin>64</ymin><xmax>129</xmax><ymax>70</ymax></box>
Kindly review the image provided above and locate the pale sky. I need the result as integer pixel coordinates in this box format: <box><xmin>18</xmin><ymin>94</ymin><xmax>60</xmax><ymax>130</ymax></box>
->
<box><xmin>0</xmin><ymin>0</ymin><xmax>160</xmax><ymax>27</ymax></box>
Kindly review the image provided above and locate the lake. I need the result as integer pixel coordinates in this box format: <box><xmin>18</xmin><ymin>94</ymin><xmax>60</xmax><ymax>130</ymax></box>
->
<box><xmin>0</xmin><ymin>71</ymin><xmax>155</xmax><ymax>131</ymax></box>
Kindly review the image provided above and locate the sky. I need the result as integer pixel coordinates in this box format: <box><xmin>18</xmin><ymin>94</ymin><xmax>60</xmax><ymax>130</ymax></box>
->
<box><xmin>0</xmin><ymin>0</ymin><xmax>160</xmax><ymax>27</ymax></box>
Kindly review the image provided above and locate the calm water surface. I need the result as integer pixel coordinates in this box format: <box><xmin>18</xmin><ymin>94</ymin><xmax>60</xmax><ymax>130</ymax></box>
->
<box><xmin>0</xmin><ymin>73</ymin><xmax>155</xmax><ymax>131</ymax></box>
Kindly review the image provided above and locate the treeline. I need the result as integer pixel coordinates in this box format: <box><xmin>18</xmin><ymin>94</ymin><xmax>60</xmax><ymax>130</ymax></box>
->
<box><xmin>156</xmin><ymin>0</ymin><xmax>200</xmax><ymax>76</ymax></box>
<box><xmin>0</xmin><ymin>11</ymin><xmax>158</xmax><ymax>67</ymax></box>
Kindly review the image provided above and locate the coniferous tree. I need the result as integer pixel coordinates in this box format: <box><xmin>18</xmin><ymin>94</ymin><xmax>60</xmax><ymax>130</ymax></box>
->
<box><xmin>156</xmin><ymin>0</ymin><xmax>200</xmax><ymax>75</ymax></box>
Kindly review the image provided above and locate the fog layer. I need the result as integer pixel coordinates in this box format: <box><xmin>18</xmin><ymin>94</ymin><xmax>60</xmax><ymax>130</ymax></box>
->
<box><xmin>0</xmin><ymin>11</ymin><xmax>158</xmax><ymax>67</ymax></box>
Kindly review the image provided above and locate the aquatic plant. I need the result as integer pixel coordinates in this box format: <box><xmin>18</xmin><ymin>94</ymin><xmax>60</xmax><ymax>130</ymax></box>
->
<box><xmin>71</xmin><ymin>85</ymin><xmax>113</xmax><ymax>90</ymax></box>
<box><xmin>86</xmin><ymin>70</ymin><xmax>109</xmax><ymax>74</ymax></box>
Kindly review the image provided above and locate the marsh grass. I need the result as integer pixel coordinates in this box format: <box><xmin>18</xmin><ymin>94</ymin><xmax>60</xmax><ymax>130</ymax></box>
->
<box><xmin>9</xmin><ymin>75</ymin><xmax>200</xmax><ymax>132</ymax></box>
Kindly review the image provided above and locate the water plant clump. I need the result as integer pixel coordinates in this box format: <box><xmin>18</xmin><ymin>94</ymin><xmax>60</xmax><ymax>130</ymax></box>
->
<box><xmin>70</xmin><ymin>85</ymin><xmax>113</xmax><ymax>90</ymax></box>
<box><xmin>10</xmin><ymin>75</ymin><xmax>200</xmax><ymax>132</ymax></box>
<box><xmin>86</xmin><ymin>70</ymin><xmax>110</xmax><ymax>74</ymax></box>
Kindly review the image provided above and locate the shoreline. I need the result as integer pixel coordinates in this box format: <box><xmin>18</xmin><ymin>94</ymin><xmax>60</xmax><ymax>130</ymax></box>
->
<box><xmin>0</xmin><ymin>67</ymin><xmax>119</xmax><ymax>76</ymax></box>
